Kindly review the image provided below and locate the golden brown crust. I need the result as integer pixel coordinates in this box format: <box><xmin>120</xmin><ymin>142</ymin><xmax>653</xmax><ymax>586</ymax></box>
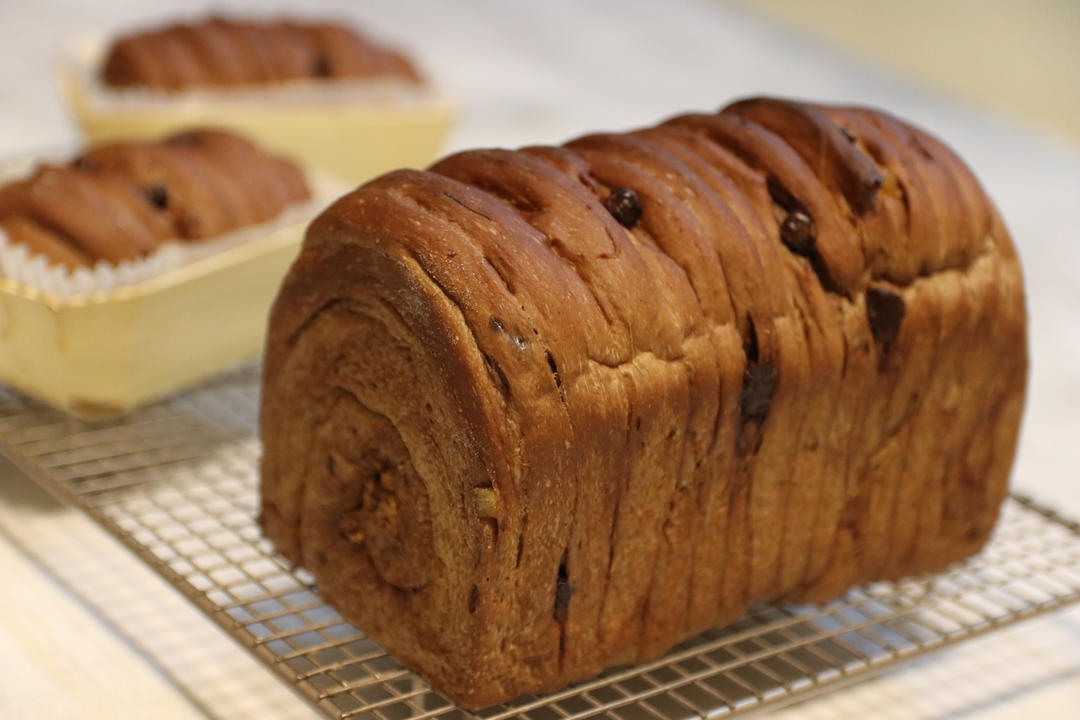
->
<box><xmin>259</xmin><ymin>97</ymin><xmax>1028</xmax><ymax>708</ymax></box>
<box><xmin>0</xmin><ymin>215</ymin><xmax>91</xmax><ymax>270</ymax></box>
<box><xmin>101</xmin><ymin>16</ymin><xmax>422</xmax><ymax>90</ymax></box>
<box><xmin>0</xmin><ymin>129</ymin><xmax>310</xmax><ymax>269</ymax></box>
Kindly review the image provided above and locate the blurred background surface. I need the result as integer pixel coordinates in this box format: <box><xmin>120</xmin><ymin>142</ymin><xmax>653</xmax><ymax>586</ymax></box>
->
<box><xmin>0</xmin><ymin>1</ymin><xmax>1077</xmax><ymax>718</ymax></box>
<box><xmin>732</xmin><ymin>0</ymin><xmax>1080</xmax><ymax>145</ymax></box>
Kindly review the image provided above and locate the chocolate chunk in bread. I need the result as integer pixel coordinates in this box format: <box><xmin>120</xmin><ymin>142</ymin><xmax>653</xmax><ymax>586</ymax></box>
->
<box><xmin>603</xmin><ymin>186</ymin><xmax>643</xmax><ymax>229</ymax></box>
<box><xmin>866</xmin><ymin>285</ymin><xmax>907</xmax><ymax>352</ymax></box>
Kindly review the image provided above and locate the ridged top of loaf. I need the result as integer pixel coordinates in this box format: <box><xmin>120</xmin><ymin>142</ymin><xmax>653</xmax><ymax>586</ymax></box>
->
<box><xmin>302</xmin><ymin>96</ymin><xmax>1008</xmax><ymax>356</ymax></box>
<box><xmin>291</xmin><ymin>94</ymin><xmax>1013</xmax><ymax>469</ymax></box>
<box><xmin>101</xmin><ymin>15</ymin><xmax>422</xmax><ymax>90</ymax></box>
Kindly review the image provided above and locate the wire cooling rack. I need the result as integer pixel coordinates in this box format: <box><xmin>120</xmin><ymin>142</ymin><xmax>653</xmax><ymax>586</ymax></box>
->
<box><xmin>1</xmin><ymin>366</ymin><xmax>1079</xmax><ymax>720</ymax></box>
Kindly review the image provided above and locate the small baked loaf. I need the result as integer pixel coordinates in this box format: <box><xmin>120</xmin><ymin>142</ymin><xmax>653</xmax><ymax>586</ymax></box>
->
<box><xmin>259</xmin><ymin>97</ymin><xmax>1027</xmax><ymax>708</ymax></box>
<box><xmin>0</xmin><ymin>129</ymin><xmax>310</xmax><ymax>269</ymax></box>
<box><xmin>102</xmin><ymin>16</ymin><xmax>421</xmax><ymax>90</ymax></box>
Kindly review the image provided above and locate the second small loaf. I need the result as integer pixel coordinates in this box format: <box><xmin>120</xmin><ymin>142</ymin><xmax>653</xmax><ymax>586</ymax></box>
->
<box><xmin>0</xmin><ymin>129</ymin><xmax>310</xmax><ymax>268</ymax></box>
<box><xmin>101</xmin><ymin>16</ymin><xmax>421</xmax><ymax>90</ymax></box>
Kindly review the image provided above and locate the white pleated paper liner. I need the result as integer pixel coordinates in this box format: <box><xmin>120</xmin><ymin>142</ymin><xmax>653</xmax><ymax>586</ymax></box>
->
<box><xmin>0</xmin><ymin>231</ymin><xmax>186</xmax><ymax>299</ymax></box>
<box><xmin>0</xmin><ymin>167</ymin><xmax>343</xmax><ymax>301</ymax></box>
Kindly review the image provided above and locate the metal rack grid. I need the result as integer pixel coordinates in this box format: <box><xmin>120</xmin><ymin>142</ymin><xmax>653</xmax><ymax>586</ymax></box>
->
<box><xmin>2</xmin><ymin>366</ymin><xmax>1078</xmax><ymax>720</ymax></box>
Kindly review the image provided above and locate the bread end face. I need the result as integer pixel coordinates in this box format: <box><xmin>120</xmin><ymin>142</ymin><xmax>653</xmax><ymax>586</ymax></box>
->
<box><xmin>259</xmin><ymin>186</ymin><xmax>519</xmax><ymax>702</ymax></box>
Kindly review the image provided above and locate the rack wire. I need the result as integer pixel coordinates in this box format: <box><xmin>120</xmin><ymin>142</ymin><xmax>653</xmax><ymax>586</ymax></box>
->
<box><xmin>1</xmin><ymin>365</ymin><xmax>1078</xmax><ymax>720</ymax></box>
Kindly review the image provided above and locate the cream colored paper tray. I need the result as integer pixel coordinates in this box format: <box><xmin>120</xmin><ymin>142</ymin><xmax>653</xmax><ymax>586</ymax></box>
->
<box><xmin>0</xmin><ymin>223</ymin><xmax>304</xmax><ymax>419</ymax></box>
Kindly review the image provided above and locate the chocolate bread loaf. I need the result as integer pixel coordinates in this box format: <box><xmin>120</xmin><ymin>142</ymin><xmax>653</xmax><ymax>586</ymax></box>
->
<box><xmin>0</xmin><ymin>129</ymin><xmax>310</xmax><ymax>269</ymax></box>
<box><xmin>259</xmin><ymin>97</ymin><xmax>1027</xmax><ymax>708</ymax></box>
<box><xmin>101</xmin><ymin>16</ymin><xmax>421</xmax><ymax>90</ymax></box>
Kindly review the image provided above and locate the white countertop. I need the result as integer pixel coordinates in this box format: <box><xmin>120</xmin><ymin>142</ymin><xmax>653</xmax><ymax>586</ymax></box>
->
<box><xmin>1</xmin><ymin>0</ymin><xmax>1078</xmax><ymax>717</ymax></box>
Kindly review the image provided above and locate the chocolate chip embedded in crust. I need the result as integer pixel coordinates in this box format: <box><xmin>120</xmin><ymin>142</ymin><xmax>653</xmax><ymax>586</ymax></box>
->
<box><xmin>766</xmin><ymin>178</ymin><xmax>842</xmax><ymax>293</ymax></box>
<box><xmin>604</xmin><ymin>187</ymin><xmax>642</xmax><ymax>229</ymax></box>
<box><xmin>866</xmin><ymin>286</ymin><xmax>906</xmax><ymax>352</ymax></box>
<box><xmin>554</xmin><ymin>556</ymin><xmax>571</xmax><ymax>623</ymax></box>
<box><xmin>142</xmin><ymin>184</ymin><xmax>169</xmax><ymax>210</ymax></box>
<box><xmin>740</xmin><ymin>361</ymin><xmax>777</xmax><ymax>427</ymax></box>
<box><xmin>737</xmin><ymin>321</ymin><xmax>774</xmax><ymax>454</ymax></box>
<box><xmin>312</xmin><ymin>54</ymin><xmax>332</xmax><ymax>78</ymax></box>
<box><xmin>840</xmin><ymin>126</ymin><xmax>857</xmax><ymax>143</ymax></box>
<box><xmin>743</xmin><ymin>316</ymin><xmax>760</xmax><ymax>363</ymax></box>
<box><xmin>780</xmin><ymin>210</ymin><xmax>815</xmax><ymax>254</ymax></box>
<box><xmin>554</xmin><ymin>581</ymin><xmax>571</xmax><ymax>620</ymax></box>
